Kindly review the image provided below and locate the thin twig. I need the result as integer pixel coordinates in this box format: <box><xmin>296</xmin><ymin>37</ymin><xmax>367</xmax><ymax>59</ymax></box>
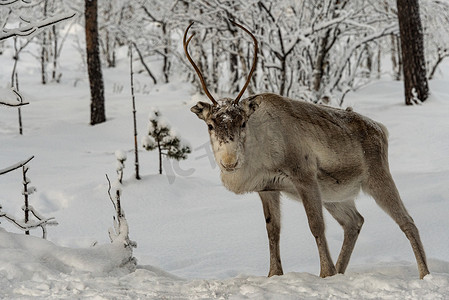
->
<box><xmin>0</xmin><ymin>101</ymin><xmax>29</xmax><ymax>107</ymax></box>
<box><xmin>0</xmin><ymin>212</ymin><xmax>56</xmax><ymax>231</ymax></box>
<box><xmin>132</xmin><ymin>42</ymin><xmax>157</xmax><ymax>85</ymax></box>
<box><xmin>130</xmin><ymin>44</ymin><xmax>141</xmax><ymax>180</ymax></box>
<box><xmin>105</xmin><ymin>174</ymin><xmax>117</xmax><ymax>212</ymax></box>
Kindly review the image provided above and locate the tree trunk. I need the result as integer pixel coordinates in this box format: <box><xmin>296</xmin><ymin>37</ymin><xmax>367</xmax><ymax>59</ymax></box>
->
<box><xmin>157</xmin><ymin>140</ymin><xmax>162</xmax><ymax>175</ymax></box>
<box><xmin>211</xmin><ymin>41</ymin><xmax>219</xmax><ymax>93</ymax></box>
<box><xmin>390</xmin><ymin>34</ymin><xmax>401</xmax><ymax>80</ymax></box>
<box><xmin>312</xmin><ymin>30</ymin><xmax>330</xmax><ymax>95</ymax></box>
<box><xmin>229</xmin><ymin>50</ymin><xmax>239</xmax><ymax>93</ymax></box>
<box><xmin>238</xmin><ymin>42</ymin><xmax>254</xmax><ymax>95</ymax></box>
<box><xmin>279</xmin><ymin>57</ymin><xmax>287</xmax><ymax>96</ymax></box>
<box><xmin>229</xmin><ymin>27</ymin><xmax>239</xmax><ymax>94</ymax></box>
<box><xmin>51</xmin><ymin>25</ymin><xmax>59</xmax><ymax>81</ymax></box>
<box><xmin>396</xmin><ymin>0</ymin><xmax>428</xmax><ymax>105</ymax></box>
<box><xmin>85</xmin><ymin>0</ymin><xmax>106</xmax><ymax>125</ymax></box>
<box><xmin>41</xmin><ymin>0</ymin><xmax>48</xmax><ymax>85</ymax></box>
<box><xmin>162</xmin><ymin>23</ymin><xmax>171</xmax><ymax>83</ymax></box>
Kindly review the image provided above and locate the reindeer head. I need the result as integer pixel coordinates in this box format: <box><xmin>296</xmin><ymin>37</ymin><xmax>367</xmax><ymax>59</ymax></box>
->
<box><xmin>184</xmin><ymin>21</ymin><xmax>258</xmax><ymax>173</ymax></box>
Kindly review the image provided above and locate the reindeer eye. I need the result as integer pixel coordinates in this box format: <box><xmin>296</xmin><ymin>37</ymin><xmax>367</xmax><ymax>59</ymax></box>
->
<box><xmin>241</xmin><ymin>122</ymin><xmax>246</xmax><ymax>129</ymax></box>
<box><xmin>208</xmin><ymin>124</ymin><xmax>214</xmax><ymax>131</ymax></box>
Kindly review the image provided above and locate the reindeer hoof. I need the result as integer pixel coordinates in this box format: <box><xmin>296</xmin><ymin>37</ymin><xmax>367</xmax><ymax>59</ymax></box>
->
<box><xmin>268</xmin><ymin>269</ymin><xmax>283</xmax><ymax>277</ymax></box>
<box><xmin>420</xmin><ymin>270</ymin><xmax>430</xmax><ymax>280</ymax></box>
<box><xmin>320</xmin><ymin>267</ymin><xmax>337</xmax><ymax>278</ymax></box>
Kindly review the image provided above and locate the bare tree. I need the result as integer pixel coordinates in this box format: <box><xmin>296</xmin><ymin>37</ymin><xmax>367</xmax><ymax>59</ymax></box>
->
<box><xmin>71</xmin><ymin>0</ymin><xmax>446</xmax><ymax>105</ymax></box>
<box><xmin>85</xmin><ymin>0</ymin><xmax>106</xmax><ymax>125</ymax></box>
<box><xmin>38</xmin><ymin>0</ymin><xmax>76</xmax><ymax>84</ymax></box>
<box><xmin>10</xmin><ymin>35</ymin><xmax>31</xmax><ymax>135</ymax></box>
<box><xmin>396</xmin><ymin>0</ymin><xmax>428</xmax><ymax>105</ymax></box>
<box><xmin>140</xmin><ymin>1</ymin><xmax>177</xmax><ymax>84</ymax></box>
<box><xmin>420</xmin><ymin>0</ymin><xmax>449</xmax><ymax>80</ymax></box>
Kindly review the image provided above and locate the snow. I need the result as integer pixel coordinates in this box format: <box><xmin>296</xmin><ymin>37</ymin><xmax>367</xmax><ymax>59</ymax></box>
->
<box><xmin>114</xmin><ymin>150</ymin><xmax>127</xmax><ymax>162</ymax></box>
<box><xmin>141</xmin><ymin>135</ymin><xmax>156</xmax><ymax>150</ymax></box>
<box><xmin>0</xmin><ymin>29</ymin><xmax>449</xmax><ymax>298</ymax></box>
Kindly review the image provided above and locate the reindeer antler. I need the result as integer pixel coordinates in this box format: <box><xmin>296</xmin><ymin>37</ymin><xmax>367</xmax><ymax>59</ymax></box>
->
<box><xmin>183</xmin><ymin>22</ymin><xmax>218</xmax><ymax>106</ymax></box>
<box><xmin>229</xmin><ymin>20</ymin><xmax>258</xmax><ymax>105</ymax></box>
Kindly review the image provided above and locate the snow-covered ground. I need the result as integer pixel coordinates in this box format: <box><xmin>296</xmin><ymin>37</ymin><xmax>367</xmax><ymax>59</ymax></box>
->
<box><xmin>1</xmin><ymin>29</ymin><xmax>449</xmax><ymax>298</ymax></box>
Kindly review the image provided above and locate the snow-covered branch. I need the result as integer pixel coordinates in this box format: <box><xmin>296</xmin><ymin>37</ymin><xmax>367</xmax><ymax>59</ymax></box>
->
<box><xmin>0</xmin><ymin>0</ymin><xmax>22</xmax><ymax>5</ymax></box>
<box><xmin>328</xmin><ymin>23</ymin><xmax>399</xmax><ymax>92</ymax></box>
<box><xmin>0</xmin><ymin>156</ymin><xmax>34</xmax><ymax>175</ymax></box>
<box><xmin>0</xmin><ymin>211</ymin><xmax>56</xmax><ymax>230</ymax></box>
<box><xmin>0</xmin><ymin>205</ymin><xmax>57</xmax><ymax>239</ymax></box>
<box><xmin>0</xmin><ymin>11</ymin><xmax>77</xmax><ymax>41</ymax></box>
<box><xmin>0</xmin><ymin>87</ymin><xmax>29</xmax><ymax>107</ymax></box>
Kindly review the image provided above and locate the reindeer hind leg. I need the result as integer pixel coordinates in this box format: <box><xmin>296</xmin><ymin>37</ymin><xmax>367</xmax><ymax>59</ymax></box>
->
<box><xmin>364</xmin><ymin>168</ymin><xmax>429</xmax><ymax>279</ymax></box>
<box><xmin>324</xmin><ymin>200</ymin><xmax>364</xmax><ymax>274</ymax></box>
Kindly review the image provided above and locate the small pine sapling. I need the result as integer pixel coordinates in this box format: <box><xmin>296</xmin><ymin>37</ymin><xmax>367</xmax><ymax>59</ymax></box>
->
<box><xmin>115</xmin><ymin>150</ymin><xmax>127</xmax><ymax>183</ymax></box>
<box><xmin>142</xmin><ymin>109</ymin><xmax>191</xmax><ymax>174</ymax></box>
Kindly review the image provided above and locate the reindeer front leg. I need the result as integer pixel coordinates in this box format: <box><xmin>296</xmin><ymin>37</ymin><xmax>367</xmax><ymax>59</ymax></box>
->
<box><xmin>294</xmin><ymin>178</ymin><xmax>337</xmax><ymax>278</ymax></box>
<box><xmin>258</xmin><ymin>191</ymin><xmax>283</xmax><ymax>277</ymax></box>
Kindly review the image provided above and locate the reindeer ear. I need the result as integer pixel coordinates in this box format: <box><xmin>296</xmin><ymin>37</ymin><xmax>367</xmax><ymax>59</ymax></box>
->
<box><xmin>242</xmin><ymin>96</ymin><xmax>261</xmax><ymax>117</ymax></box>
<box><xmin>191</xmin><ymin>101</ymin><xmax>212</xmax><ymax>121</ymax></box>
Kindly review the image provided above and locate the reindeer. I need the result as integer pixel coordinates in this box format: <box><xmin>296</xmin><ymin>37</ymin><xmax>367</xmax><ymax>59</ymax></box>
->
<box><xmin>183</xmin><ymin>21</ymin><xmax>430</xmax><ymax>279</ymax></box>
